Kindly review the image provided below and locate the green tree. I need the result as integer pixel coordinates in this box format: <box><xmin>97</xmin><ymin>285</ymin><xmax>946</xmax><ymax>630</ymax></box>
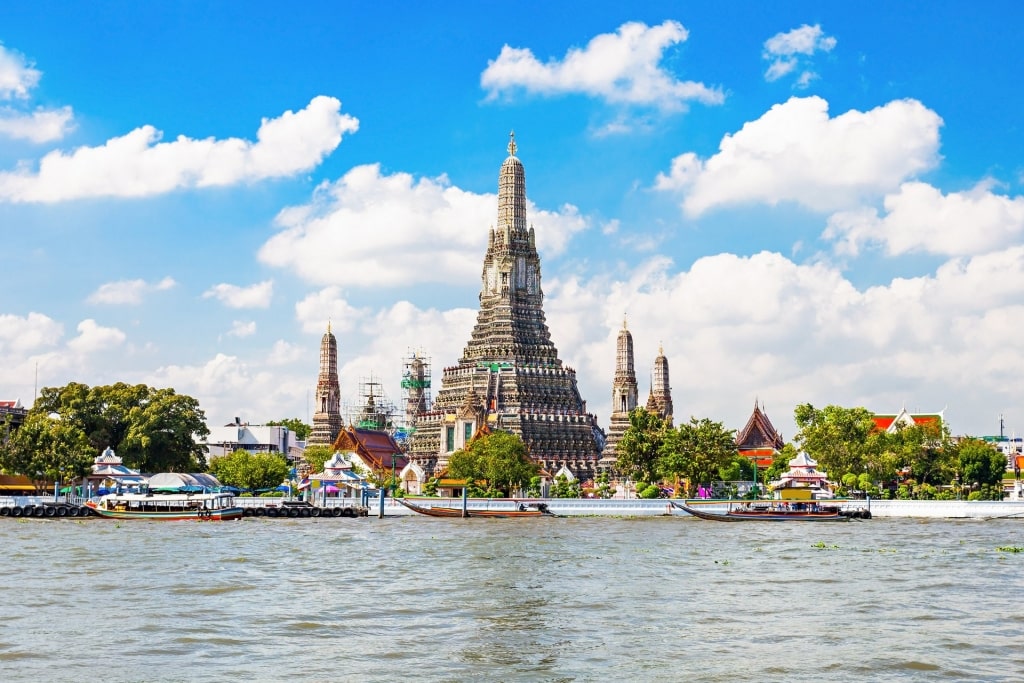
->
<box><xmin>594</xmin><ymin>471</ymin><xmax>614</xmax><ymax>499</ymax></box>
<box><xmin>957</xmin><ymin>438</ymin><xmax>1008</xmax><ymax>492</ymax></box>
<box><xmin>0</xmin><ymin>412</ymin><xmax>94</xmax><ymax>491</ymax></box>
<box><xmin>302</xmin><ymin>445</ymin><xmax>334</xmax><ymax>475</ymax></box>
<box><xmin>550</xmin><ymin>473</ymin><xmax>581</xmax><ymax>498</ymax></box>
<box><xmin>793</xmin><ymin>404</ymin><xmax>878</xmax><ymax>480</ymax></box>
<box><xmin>892</xmin><ymin>422</ymin><xmax>955</xmax><ymax>488</ymax></box>
<box><xmin>659</xmin><ymin>417</ymin><xmax>738</xmax><ymax>497</ymax></box>
<box><xmin>266</xmin><ymin>418</ymin><xmax>311</xmax><ymax>441</ymax></box>
<box><xmin>616</xmin><ymin>408</ymin><xmax>668</xmax><ymax>485</ymax></box>
<box><xmin>32</xmin><ymin>382</ymin><xmax>209</xmax><ymax>472</ymax></box>
<box><xmin>718</xmin><ymin>455</ymin><xmax>754</xmax><ymax>483</ymax></box>
<box><xmin>208</xmin><ymin>449</ymin><xmax>290</xmax><ymax>494</ymax></box>
<box><xmin>446</xmin><ymin>431</ymin><xmax>538</xmax><ymax>496</ymax></box>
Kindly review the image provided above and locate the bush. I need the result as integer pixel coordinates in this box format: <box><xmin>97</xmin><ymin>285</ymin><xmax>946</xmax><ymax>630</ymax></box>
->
<box><xmin>638</xmin><ymin>483</ymin><xmax>661</xmax><ymax>499</ymax></box>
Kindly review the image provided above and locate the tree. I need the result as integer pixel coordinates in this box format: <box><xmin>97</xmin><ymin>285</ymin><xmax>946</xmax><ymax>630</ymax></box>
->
<box><xmin>32</xmin><ymin>382</ymin><xmax>209</xmax><ymax>472</ymax></box>
<box><xmin>209</xmin><ymin>449</ymin><xmax>290</xmax><ymax>493</ymax></box>
<box><xmin>793</xmin><ymin>404</ymin><xmax>878</xmax><ymax>480</ymax></box>
<box><xmin>0</xmin><ymin>412</ymin><xmax>94</xmax><ymax>491</ymax></box>
<box><xmin>550</xmin><ymin>473</ymin><xmax>581</xmax><ymax>498</ymax></box>
<box><xmin>302</xmin><ymin>445</ymin><xmax>334</xmax><ymax>475</ymax></box>
<box><xmin>616</xmin><ymin>408</ymin><xmax>668</xmax><ymax>484</ymax></box>
<box><xmin>957</xmin><ymin>438</ymin><xmax>1007</xmax><ymax>493</ymax></box>
<box><xmin>266</xmin><ymin>418</ymin><xmax>311</xmax><ymax>441</ymax></box>
<box><xmin>659</xmin><ymin>417</ymin><xmax>738</xmax><ymax>497</ymax></box>
<box><xmin>446</xmin><ymin>431</ymin><xmax>538</xmax><ymax>496</ymax></box>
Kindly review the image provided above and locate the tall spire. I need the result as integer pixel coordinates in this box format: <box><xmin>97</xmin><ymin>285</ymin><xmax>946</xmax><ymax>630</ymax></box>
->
<box><xmin>308</xmin><ymin>325</ymin><xmax>343</xmax><ymax>445</ymax></box>
<box><xmin>652</xmin><ymin>345</ymin><xmax>673</xmax><ymax>424</ymax></box>
<box><xmin>507</xmin><ymin>130</ymin><xmax>517</xmax><ymax>156</ymax></box>
<box><xmin>498</xmin><ymin>130</ymin><xmax>526</xmax><ymax>234</ymax></box>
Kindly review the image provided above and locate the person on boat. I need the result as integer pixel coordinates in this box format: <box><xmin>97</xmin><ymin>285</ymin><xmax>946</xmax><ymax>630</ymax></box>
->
<box><xmin>518</xmin><ymin>503</ymin><xmax>527</xmax><ymax>511</ymax></box>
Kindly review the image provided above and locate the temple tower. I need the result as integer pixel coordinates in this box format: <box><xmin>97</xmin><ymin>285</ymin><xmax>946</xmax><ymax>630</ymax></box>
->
<box><xmin>411</xmin><ymin>133</ymin><xmax>604</xmax><ymax>477</ymax></box>
<box><xmin>600</xmin><ymin>319</ymin><xmax>638</xmax><ymax>466</ymax></box>
<box><xmin>650</xmin><ymin>343</ymin><xmax>673</xmax><ymax>423</ymax></box>
<box><xmin>308</xmin><ymin>323</ymin><xmax>343</xmax><ymax>445</ymax></box>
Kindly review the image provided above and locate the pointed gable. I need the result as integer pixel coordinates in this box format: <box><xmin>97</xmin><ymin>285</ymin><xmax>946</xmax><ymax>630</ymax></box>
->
<box><xmin>332</xmin><ymin>425</ymin><xmax>408</xmax><ymax>474</ymax></box>
<box><xmin>736</xmin><ymin>401</ymin><xmax>784</xmax><ymax>451</ymax></box>
<box><xmin>871</xmin><ymin>407</ymin><xmax>943</xmax><ymax>433</ymax></box>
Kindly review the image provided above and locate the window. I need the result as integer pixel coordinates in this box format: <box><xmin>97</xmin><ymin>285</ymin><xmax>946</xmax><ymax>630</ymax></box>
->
<box><xmin>464</xmin><ymin>422</ymin><xmax>474</xmax><ymax>444</ymax></box>
<box><xmin>446</xmin><ymin>426</ymin><xmax>455</xmax><ymax>453</ymax></box>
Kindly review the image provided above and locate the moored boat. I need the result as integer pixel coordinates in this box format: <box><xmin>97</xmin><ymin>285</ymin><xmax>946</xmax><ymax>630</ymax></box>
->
<box><xmin>86</xmin><ymin>490</ymin><xmax>243</xmax><ymax>521</ymax></box>
<box><xmin>397</xmin><ymin>498</ymin><xmax>554</xmax><ymax>518</ymax></box>
<box><xmin>671</xmin><ymin>500</ymin><xmax>851</xmax><ymax>522</ymax></box>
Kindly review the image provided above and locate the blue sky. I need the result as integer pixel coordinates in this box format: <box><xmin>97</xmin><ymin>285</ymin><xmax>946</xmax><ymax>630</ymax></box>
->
<box><xmin>2</xmin><ymin>2</ymin><xmax>1024</xmax><ymax>441</ymax></box>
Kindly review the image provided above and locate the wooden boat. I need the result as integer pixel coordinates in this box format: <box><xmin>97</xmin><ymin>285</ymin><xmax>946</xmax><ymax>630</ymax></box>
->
<box><xmin>85</xmin><ymin>490</ymin><xmax>243</xmax><ymax>521</ymax></box>
<box><xmin>397</xmin><ymin>498</ymin><xmax>554</xmax><ymax>518</ymax></box>
<box><xmin>671</xmin><ymin>500</ymin><xmax>850</xmax><ymax>522</ymax></box>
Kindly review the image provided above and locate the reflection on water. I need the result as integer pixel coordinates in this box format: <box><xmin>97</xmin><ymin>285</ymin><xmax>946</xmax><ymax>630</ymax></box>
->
<box><xmin>1</xmin><ymin>517</ymin><xmax>1023</xmax><ymax>681</ymax></box>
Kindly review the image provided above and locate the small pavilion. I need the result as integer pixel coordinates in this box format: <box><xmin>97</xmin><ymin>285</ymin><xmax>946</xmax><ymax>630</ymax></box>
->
<box><xmin>770</xmin><ymin>451</ymin><xmax>833</xmax><ymax>500</ymax></box>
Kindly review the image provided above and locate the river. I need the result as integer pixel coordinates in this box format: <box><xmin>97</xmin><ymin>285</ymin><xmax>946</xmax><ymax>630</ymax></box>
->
<box><xmin>1</xmin><ymin>516</ymin><xmax>1022</xmax><ymax>682</ymax></box>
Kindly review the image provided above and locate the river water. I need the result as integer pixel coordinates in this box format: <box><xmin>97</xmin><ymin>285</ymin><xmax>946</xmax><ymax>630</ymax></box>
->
<box><xmin>1</xmin><ymin>516</ymin><xmax>1022</xmax><ymax>682</ymax></box>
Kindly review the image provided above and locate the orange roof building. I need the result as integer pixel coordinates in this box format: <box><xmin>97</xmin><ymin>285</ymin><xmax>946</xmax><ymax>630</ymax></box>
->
<box><xmin>736</xmin><ymin>401</ymin><xmax>785</xmax><ymax>468</ymax></box>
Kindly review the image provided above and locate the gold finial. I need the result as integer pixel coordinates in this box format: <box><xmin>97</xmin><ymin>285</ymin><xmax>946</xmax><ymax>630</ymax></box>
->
<box><xmin>659</xmin><ymin>342</ymin><xmax>664</xmax><ymax>355</ymax></box>
<box><xmin>327</xmin><ymin>319</ymin><xmax>332</xmax><ymax>334</ymax></box>
<box><xmin>507</xmin><ymin>130</ymin><xmax>517</xmax><ymax>156</ymax></box>
<box><xmin>622</xmin><ymin>314</ymin><xmax>628</xmax><ymax>330</ymax></box>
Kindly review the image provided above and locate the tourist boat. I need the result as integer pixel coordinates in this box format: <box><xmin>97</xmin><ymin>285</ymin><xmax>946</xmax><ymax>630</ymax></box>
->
<box><xmin>397</xmin><ymin>498</ymin><xmax>554</xmax><ymax>518</ymax></box>
<box><xmin>671</xmin><ymin>500</ymin><xmax>850</xmax><ymax>522</ymax></box>
<box><xmin>85</xmin><ymin>490</ymin><xmax>244</xmax><ymax>521</ymax></box>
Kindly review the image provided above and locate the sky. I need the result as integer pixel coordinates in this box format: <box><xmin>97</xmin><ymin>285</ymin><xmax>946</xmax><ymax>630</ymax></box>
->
<box><xmin>2</xmin><ymin>1</ymin><xmax>1024</xmax><ymax>442</ymax></box>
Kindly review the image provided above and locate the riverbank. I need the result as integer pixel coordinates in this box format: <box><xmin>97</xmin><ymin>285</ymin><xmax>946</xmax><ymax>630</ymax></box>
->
<box><xmin>5</xmin><ymin>495</ymin><xmax>1023</xmax><ymax>519</ymax></box>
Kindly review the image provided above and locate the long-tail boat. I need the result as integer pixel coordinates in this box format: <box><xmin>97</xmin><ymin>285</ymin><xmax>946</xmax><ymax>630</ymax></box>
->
<box><xmin>397</xmin><ymin>498</ymin><xmax>554</xmax><ymax>518</ymax></box>
<box><xmin>671</xmin><ymin>500</ymin><xmax>852</xmax><ymax>522</ymax></box>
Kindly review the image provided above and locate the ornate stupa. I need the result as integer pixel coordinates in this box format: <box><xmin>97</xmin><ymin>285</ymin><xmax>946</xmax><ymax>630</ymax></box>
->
<box><xmin>410</xmin><ymin>133</ymin><xmax>604</xmax><ymax>478</ymax></box>
<box><xmin>600</xmin><ymin>318</ymin><xmax>638</xmax><ymax>469</ymax></box>
<box><xmin>650</xmin><ymin>343</ymin><xmax>673</xmax><ymax>423</ymax></box>
<box><xmin>308</xmin><ymin>322</ymin><xmax>343</xmax><ymax>445</ymax></box>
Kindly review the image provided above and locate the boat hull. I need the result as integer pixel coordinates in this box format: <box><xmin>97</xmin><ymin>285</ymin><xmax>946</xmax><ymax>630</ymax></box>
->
<box><xmin>672</xmin><ymin>501</ymin><xmax>849</xmax><ymax>522</ymax></box>
<box><xmin>85</xmin><ymin>502</ymin><xmax>243</xmax><ymax>521</ymax></box>
<box><xmin>397</xmin><ymin>498</ymin><xmax>550</xmax><ymax>518</ymax></box>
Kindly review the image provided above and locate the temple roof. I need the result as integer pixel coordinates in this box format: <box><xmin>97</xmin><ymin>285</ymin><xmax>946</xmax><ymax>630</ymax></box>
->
<box><xmin>872</xmin><ymin>407</ymin><xmax>943</xmax><ymax>433</ymax></box>
<box><xmin>333</xmin><ymin>425</ymin><xmax>407</xmax><ymax>472</ymax></box>
<box><xmin>736</xmin><ymin>401</ymin><xmax>784</xmax><ymax>451</ymax></box>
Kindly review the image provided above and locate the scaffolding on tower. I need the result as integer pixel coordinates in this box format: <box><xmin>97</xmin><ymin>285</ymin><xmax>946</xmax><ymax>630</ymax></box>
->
<box><xmin>398</xmin><ymin>350</ymin><xmax>432</xmax><ymax>447</ymax></box>
<box><xmin>344</xmin><ymin>375</ymin><xmax>398</xmax><ymax>434</ymax></box>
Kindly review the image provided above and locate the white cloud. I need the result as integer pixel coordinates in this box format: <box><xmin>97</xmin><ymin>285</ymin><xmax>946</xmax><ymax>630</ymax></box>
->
<box><xmin>0</xmin><ymin>44</ymin><xmax>75</xmax><ymax>143</ymax></box>
<box><xmin>481</xmin><ymin>21</ymin><xmax>724</xmax><ymax>111</ymax></box>
<box><xmin>0</xmin><ymin>312</ymin><xmax>63</xmax><ymax>354</ymax></box>
<box><xmin>0</xmin><ymin>43</ymin><xmax>40</xmax><ymax>99</ymax></box>
<box><xmin>825</xmin><ymin>181</ymin><xmax>1024</xmax><ymax>257</ymax></box>
<box><xmin>0</xmin><ymin>106</ymin><xmax>74</xmax><ymax>143</ymax></box>
<box><xmin>87</xmin><ymin>276</ymin><xmax>176</xmax><ymax>305</ymax></box>
<box><xmin>655</xmin><ymin>96</ymin><xmax>943</xmax><ymax>216</ymax></box>
<box><xmin>542</xmin><ymin>248</ymin><xmax>1024</xmax><ymax>438</ymax></box>
<box><xmin>260</xmin><ymin>163</ymin><xmax>588</xmax><ymax>287</ymax></box>
<box><xmin>294</xmin><ymin>287</ymin><xmax>367</xmax><ymax>334</ymax></box>
<box><xmin>203</xmin><ymin>280</ymin><xmax>274</xmax><ymax>309</ymax></box>
<box><xmin>66</xmin><ymin>319</ymin><xmax>126</xmax><ymax>354</ymax></box>
<box><xmin>763</xmin><ymin>24</ymin><xmax>837</xmax><ymax>86</ymax></box>
<box><xmin>266</xmin><ymin>340</ymin><xmax>305</xmax><ymax>366</ymax></box>
<box><xmin>0</xmin><ymin>96</ymin><xmax>358</xmax><ymax>202</ymax></box>
<box><xmin>226</xmin><ymin>321</ymin><xmax>257</xmax><ymax>338</ymax></box>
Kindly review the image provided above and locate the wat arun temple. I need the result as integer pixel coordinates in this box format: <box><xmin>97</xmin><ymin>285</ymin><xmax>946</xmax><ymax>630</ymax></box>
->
<box><xmin>408</xmin><ymin>133</ymin><xmax>606</xmax><ymax>480</ymax></box>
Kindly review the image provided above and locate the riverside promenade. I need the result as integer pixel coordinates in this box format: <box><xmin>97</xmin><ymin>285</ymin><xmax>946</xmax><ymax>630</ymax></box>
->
<box><xmin>4</xmin><ymin>495</ymin><xmax>1024</xmax><ymax>519</ymax></box>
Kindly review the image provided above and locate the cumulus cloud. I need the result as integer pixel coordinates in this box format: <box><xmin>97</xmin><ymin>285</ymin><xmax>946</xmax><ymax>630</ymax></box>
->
<box><xmin>66</xmin><ymin>319</ymin><xmax>126</xmax><ymax>354</ymax></box>
<box><xmin>203</xmin><ymin>280</ymin><xmax>274</xmax><ymax>309</ymax></box>
<box><xmin>0</xmin><ymin>43</ymin><xmax>40</xmax><ymax>99</ymax></box>
<box><xmin>294</xmin><ymin>287</ymin><xmax>367</xmax><ymax>334</ymax></box>
<box><xmin>825</xmin><ymin>181</ymin><xmax>1024</xmax><ymax>257</ymax></box>
<box><xmin>87</xmin><ymin>276</ymin><xmax>176</xmax><ymax>305</ymax></box>
<box><xmin>0</xmin><ymin>44</ymin><xmax>75</xmax><ymax>142</ymax></box>
<box><xmin>260</xmin><ymin>163</ymin><xmax>588</xmax><ymax>287</ymax></box>
<box><xmin>0</xmin><ymin>96</ymin><xmax>358</xmax><ymax>202</ymax></box>
<box><xmin>481</xmin><ymin>21</ymin><xmax>724</xmax><ymax>111</ymax></box>
<box><xmin>0</xmin><ymin>312</ymin><xmax>63</xmax><ymax>354</ymax></box>
<box><xmin>0</xmin><ymin>106</ymin><xmax>74</xmax><ymax>143</ymax></box>
<box><xmin>542</xmin><ymin>249</ymin><xmax>1024</xmax><ymax>438</ymax></box>
<box><xmin>763</xmin><ymin>24</ymin><xmax>836</xmax><ymax>85</ymax></box>
<box><xmin>226</xmin><ymin>321</ymin><xmax>257</xmax><ymax>338</ymax></box>
<box><xmin>266</xmin><ymin>340</ymin><xmax>305</xmax><ymax>366</ymax></box>
<box><xmin>655</xmin><ymin>96</ymin><xmax>943</xmax><ymax>216</ymax></box>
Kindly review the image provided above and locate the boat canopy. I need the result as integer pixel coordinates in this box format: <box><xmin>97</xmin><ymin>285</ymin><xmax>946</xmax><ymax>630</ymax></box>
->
<box><xmin>147</xmin><ymin>472</ymin><xmax>223</xmax><ymax>491</ymax></box>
